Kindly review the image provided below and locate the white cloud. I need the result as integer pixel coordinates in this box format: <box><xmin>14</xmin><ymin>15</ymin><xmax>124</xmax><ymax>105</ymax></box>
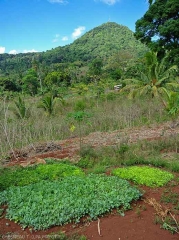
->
<box><xmin>52</xmin><ymin>33</ymin><xmax>60</xmax><ymax>43</ymax></box>
<box><xmin>62</xmin><ymin>36</ymin><xmax>68</xmax><ymax>41</ymax></box>
<box><xmin>48</xmin><ymin>0</ymin><xmax>68</xmax><ymax>4</ymax></box>
<box><xmin>95</xmin><ymin>0</ymin><xmax>120</xmax><ymax>5</ymax></box>
<box><xmin>72</xmin><ymin>26</ymin><xmax>86</xmax><ymax>39</ymax></box>
<box><xmin>0</xmin><ymin>46</ymin><xmax>5</xmax><ymax>54</ymax></box>
<box><xmin>9</xmin><ymin>49</ymin><xmax>18</xmax><ymax>54</ymax></box>
<box><xmin>23</xmin><ymin>49</ymin><xmax>38</xmax><ymax>53</ymax></box>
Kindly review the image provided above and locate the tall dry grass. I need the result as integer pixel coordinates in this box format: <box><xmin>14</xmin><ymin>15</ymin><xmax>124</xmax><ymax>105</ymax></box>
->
<box><xmin>0</xmin><ymin>93</ymin><xmax>169</xmax><ymax>161</ymax></box>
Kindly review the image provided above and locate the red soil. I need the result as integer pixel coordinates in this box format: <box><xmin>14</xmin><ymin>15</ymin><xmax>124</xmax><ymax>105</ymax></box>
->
<box><xmin>1</xmin><ymin>186</ymin><xmax>179</xmax><ymax>240</ymax></box>
<box><xmin>1</xmin><ymin>121</ymin><xmax>179</xmax><ymax>239</ymax></box>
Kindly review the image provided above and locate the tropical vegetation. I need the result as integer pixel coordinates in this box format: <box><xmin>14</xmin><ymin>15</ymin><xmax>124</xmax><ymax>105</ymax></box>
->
<box><xmin>0</xmin><ymin>1</ymin><xmax>179</xmax><ymax>237</ymax></box>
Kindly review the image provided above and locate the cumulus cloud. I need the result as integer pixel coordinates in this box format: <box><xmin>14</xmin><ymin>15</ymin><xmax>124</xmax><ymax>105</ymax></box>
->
<box><xmin>48</xmin><ymin>0</ymin><xmax>68</xmax><ymax>4</ymax></box>
<box><xmin>9</xmin><ymin>50</ymin><xmax>18</xmax><ymax>54</ymax></box>
<box><xmin>72</xmin><ymin>26</ymin><xmax>85</xmax><ymax>39</ymax></box>
<box><xmin>23</xmin><ymin>49</ymin><xmax>38</xmax><ymax>53</ymax></box>
<box><xmin>95</xmin><ymin>0</ymin><xmax>120</xmax><ymax>5</ymax></box>
<box><xmin>0</xmin><ymin>46</ymin><xmax>5</xmax><ymax>54</ymax></box>
<box><xmin>62</xmin><ymin>36</ymin><xmax>68</xmax><ymax>41</ymax></box>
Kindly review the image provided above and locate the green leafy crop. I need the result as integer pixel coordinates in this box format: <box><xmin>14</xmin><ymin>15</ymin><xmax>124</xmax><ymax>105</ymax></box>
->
<box><xmin>0</xmin><ymin>163</ymin><xmax>84</xmax><ymax>191</ymax></box>
<box><xmin>112</xmin><ymin>166</ymin><xmax>174</xmax><ymax>187</ymax></box>
<box><xmin>0</xmin><ymin>175</ymin><xmax>142</xmax><ymax>230</ymax></box>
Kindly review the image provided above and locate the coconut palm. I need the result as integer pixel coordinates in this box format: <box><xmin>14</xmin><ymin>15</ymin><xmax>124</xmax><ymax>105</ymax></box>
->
<box><xmin>38</xmin><ymin>94</ymin><xmax>56</xmax><ymax>116</ymax></box>
<box><xmin>121</xmin><ymin>52</ymin><xmax>178</xmax><ymax>105</ymax></box>
<box><xmin>12</xmin><ymin>96</ymin><xmax>30</xmax><ymax>119</ymax></box>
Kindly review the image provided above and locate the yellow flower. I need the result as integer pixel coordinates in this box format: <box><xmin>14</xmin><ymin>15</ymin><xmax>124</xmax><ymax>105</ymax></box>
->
<box><xmin>70</xmin><ymin>124</ymin><xmax>76</xmax><ymax>132</ymax></box>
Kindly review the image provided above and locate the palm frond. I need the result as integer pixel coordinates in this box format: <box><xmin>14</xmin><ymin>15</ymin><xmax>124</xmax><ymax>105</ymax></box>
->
<box><xmin>139</xmin><ymin>84</ymin><xmax>151</xmax><ymax>96</ymax></box>
<box><xmin>38</xmin><ymin>95</ymin><xmax>56</xmax><ymax>115</ymax></box>
<box><xmin>140</xmin><ymin>72</ymin><xmax>150</xmax><ymax>83</ymax></box>
<box><xmin>158</xmin><ymin>87</ymin><xmax>171</xmax><ymax>99</ymax></box>
<box><xmin>166</xmin><ymin>82</ymin><xmax>179</xmax><ymax>90</ymax></box>
<box><xmin>12</xmin><ymin>96</ymin><xmax>30</xmax><ymax>119</ymax></box>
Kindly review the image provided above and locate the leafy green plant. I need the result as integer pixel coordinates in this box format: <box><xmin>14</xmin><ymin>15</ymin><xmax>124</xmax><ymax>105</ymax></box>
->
<box><xmin>161</xmin><ymin>192</ymin><xmax>179</xmax><ymax>205</ymax></box>
<box><xmin>88</xmin><ymin>164</ymin><xmax>107</xmax><ymax>174</ymax></box>
<box><xmin>117</xmin><ymin>144</ymin><xmax>129</xmax><ymax>155</ymax></box>
<box><xmin>112</xmin><ymin>166</ymin><xmax>174</xmax><ymax>187</ymax></box>
<box><xmin>0</xmin><ymin>174</ymin><xmax>142</xmax><ymax>230</ymax></box>
<box><xmin>0</xmin><ymin>163</ymin><xmax>84</xmax><ymax>191</ymax></box>
<box><xmin>76</xmin><ymin>157</ymin><xmax>95</xmax><ymax>169</ymax></box>
<box><xmin>74</xmin><ymin>99</ymin><xmax>87</xmax><ymax>111</ymax></box>
<box><xmin>38</xmin><ymin>94</ymin><xmax>56</xmax><ymax>116</ymax></box>
<box><xmin>12</xmin><ymin>96</ymin><xmax>30</xmax><ymax>119</ymax></box>
<box><xmin>166</xmin><ymin>92</ymin><xmax>179</xmax><ymax>117</ymax></box>
<box><xmin>162</xmin><ymin>217</ymin><xmax>178</xmax><ymax>234</ymax></box>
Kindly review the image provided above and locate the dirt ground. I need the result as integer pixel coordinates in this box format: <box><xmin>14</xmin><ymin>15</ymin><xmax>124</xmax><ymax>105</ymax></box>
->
<box><xmin>1</xmin><ymin>121</ymin><xmax>179</xmax><ymax>239</ymax></box>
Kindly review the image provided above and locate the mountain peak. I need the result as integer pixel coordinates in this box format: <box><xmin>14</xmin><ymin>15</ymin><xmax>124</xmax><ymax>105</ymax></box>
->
<box><xmin>51</xmin><ymin>21</ymin><xmax>148</xmax><ymax>63</ymax></box>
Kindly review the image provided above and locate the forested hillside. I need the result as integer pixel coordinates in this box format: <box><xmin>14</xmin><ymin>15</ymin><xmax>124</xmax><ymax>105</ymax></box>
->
<box><xmin>43</xmin><ymin>22</ymin><xmax>148</xmax><ymax>64</ymax></box>
<box><xmin>0</xmin><ymin>22</ymin><xmax>149</xmax><ymax>95</ymax></box>
<box><xmin>0</xmin><ymin>22</ymin><xmax>148</xmax><ymax>75</ymax></box>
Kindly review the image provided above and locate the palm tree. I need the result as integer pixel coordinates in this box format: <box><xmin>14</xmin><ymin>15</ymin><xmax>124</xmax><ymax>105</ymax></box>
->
<box><xmin>38</xmin><ymin>94</ymin><xmax>56</xmax><ymax>116</ymax></box>
<box><xmin>12</xmin><ymin>96</ymin><xmax>30</xmax><ymax>119</ymax></box>
<box><xmin>121</xmin><ymin>52</ymin><xmax>178</xmax><ymax>106</ymax></box>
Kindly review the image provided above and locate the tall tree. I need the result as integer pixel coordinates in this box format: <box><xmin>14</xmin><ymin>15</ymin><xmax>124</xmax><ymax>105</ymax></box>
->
<box><xmin>22</xmin><ymin>69</ymin><xmax>39</xmax><ymax>95</ymax></box>
<box><xmin>135</xmin><ymin>0</ymin><xmax>179</xmax><ymax>65</ymax></box>
<box><xmin>89</xmin><ymin>59</ymin><xmax>103</xmax><ymax>76</ymax></box>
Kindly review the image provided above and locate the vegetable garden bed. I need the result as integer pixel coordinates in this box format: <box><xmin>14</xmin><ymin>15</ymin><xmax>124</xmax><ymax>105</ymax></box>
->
<box><xmin>112</xmin><ymin>166</ymin><xmax>174</xmax><ymax>187</ymax></box>
<box><xmin>0</xmin><ymin>174</ymin><xmax>141</xmax><ymax>230</ymax></box>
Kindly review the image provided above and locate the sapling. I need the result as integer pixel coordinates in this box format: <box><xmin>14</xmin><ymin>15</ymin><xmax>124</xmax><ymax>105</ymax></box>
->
<box><xmin>68</xmin><ymin>111</ymin><xmax>92</xmax><ymax>153</ymax></box>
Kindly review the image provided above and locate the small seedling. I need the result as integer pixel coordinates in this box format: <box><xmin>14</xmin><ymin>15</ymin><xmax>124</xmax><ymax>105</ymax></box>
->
<box><xmin>68</xmin><ymin>111</ymin><xmax>92</xmax><ymax>152</ymax></box>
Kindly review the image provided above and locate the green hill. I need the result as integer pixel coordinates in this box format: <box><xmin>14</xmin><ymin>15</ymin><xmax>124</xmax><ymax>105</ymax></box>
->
<box><xmin>43</xmin><ymin>22</ymin><xmax>148</xmax><ymax>64</ymax></box>
<box><xmin>0</xmin><ymin>22</ymin><xmax>148</xmax><ymax>75</ymax></box>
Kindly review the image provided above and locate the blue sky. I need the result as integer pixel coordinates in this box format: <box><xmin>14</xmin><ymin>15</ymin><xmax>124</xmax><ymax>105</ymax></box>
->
<box><xmin>0</xmin><ymin>0</ymin><xmax>148</xmax><ymax>54</ymax></box>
